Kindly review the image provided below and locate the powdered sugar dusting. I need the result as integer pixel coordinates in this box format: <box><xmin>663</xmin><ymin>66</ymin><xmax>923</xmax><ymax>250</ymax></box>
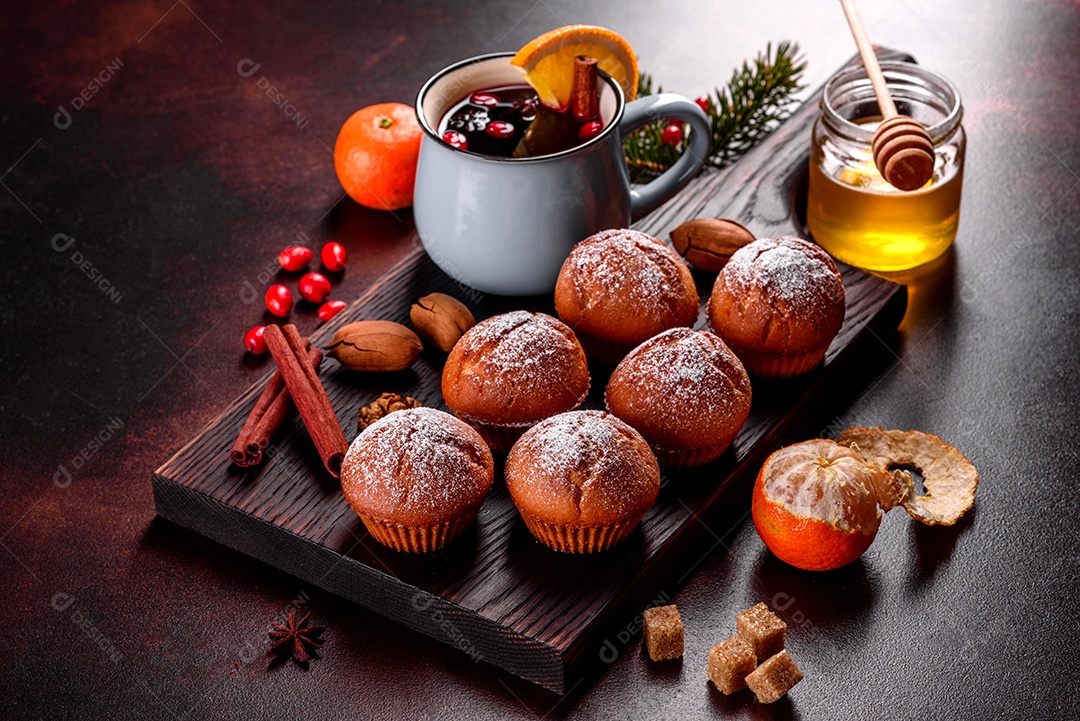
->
<box><xmin>464</xmin><ymin>311</ymin><xmax>569</xmax><ymax>375</ymax></box>
<box><xmin>508</xmin><ymin>411</ymin><xmax>659</xmax><ymax>522</ymax></box>
<box><xmin>723</xmin><ymin>236</ymin><xmax>842</xmax><ymax>312</ymax></box>
<box><xmin>568</xmin><ymin>229</ymin><xmax>691</xmax><ymax>315</ymax></box>
<box><xmin>608</xmin><ymin>328</ymin><xmax>752</xmax><ymax>435</ymax></box>
<box><xmin>617</xmin><ymin>328</ymin><xmax>751</xmax><ymax>414</ymax></box>
<box><xmin>451</xmin><ymin>311</ymin><xmax>589</xmax><ymax>417</ymax></box>
<box><xmin>525</xmin><ymin>411</ymin><xmax>630</xmax><ymax>478</ymax></box>
<box><xmin>342</xmin><ymin>408</ymin><xmax>492</xmax><ymax>521</ymax></box>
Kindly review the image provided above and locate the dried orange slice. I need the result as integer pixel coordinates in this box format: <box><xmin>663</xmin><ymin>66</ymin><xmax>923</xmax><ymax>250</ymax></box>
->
<box><xmin>752</xmin><ymin>439</ymin><xmax>900</xmax><ymax>571</ymax></box>
<box><xmin>511</xmin><ymin>25</ymin><xmax>638</xmax><ymax>111</ymax></box>
<box><xmin>839</xmin><ymin>427</ymin><xmax>979</xmax><ymax>526</ymax></box>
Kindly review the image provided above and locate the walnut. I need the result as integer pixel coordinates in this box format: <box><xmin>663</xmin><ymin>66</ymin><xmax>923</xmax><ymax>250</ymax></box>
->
<box><xmin>356</xmin><ymin>390</ymin><xmax>419</xmax><ymax>431</ymax></box>
<box><xmin>357</xmin><ymin>393</ymin><xmax>423</xmax><ymax>431</ymax></box>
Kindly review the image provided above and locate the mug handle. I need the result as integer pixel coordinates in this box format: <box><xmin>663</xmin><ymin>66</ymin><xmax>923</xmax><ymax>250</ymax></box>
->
<box><xmin>617</xmin><ymin>93</ymin><xmax>711</xmax><ymax>219</ymax></box>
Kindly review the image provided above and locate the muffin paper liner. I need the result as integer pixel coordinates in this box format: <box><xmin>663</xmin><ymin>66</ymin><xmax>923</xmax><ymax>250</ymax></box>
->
<box><xmin>730</xmin><ymin>344</ymin><xmax>830</xmax><ymax>379</ymax></box>
<box><xmin>650</xmin><ymin>441</ymin><xmax>732</xmax><ymax>469</ymax></box>
<box><xmin>575</xmin><ymin>331</ymin><xmax>636</xmax><ymax>367</ymax></box>
<box><xmin>358</xmin><ymin>512</ymin><xmax>477</xmax><ymax>553</ymax></box>
<box><xmin>517</xmin><ymin>510</ymin><xmax>645</xmax><ymax>553</ymax></box>
<box><xmin>453</xmin><ymin>385</ymin><xmax>590</xmax><ymax>453</ymax></box>
<box><xmin>464</xmin><ymin>421</ymin><xmax>533</xmax><ymax>453</ymax></box>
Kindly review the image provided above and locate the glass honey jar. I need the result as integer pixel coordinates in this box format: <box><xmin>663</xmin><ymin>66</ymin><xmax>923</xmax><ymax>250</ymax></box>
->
<box><xmin>807</xmin><ymin>62</ymin><xmax>965</xmax><ymax>272</ymax></box>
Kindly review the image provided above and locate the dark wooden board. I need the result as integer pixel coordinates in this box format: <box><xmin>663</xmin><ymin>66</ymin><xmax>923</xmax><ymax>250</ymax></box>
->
<box><xmin>153</xmin><ymin>51</ymin><xmax>911</xmax><ymax>693</ymax></box>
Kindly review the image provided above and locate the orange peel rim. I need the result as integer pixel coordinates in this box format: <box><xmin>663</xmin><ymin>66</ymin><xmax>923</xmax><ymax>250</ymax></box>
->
<box><xmin>838</xmin><ymin>427</ymin><xmax>979</xmax><ymax>526</ymax></box>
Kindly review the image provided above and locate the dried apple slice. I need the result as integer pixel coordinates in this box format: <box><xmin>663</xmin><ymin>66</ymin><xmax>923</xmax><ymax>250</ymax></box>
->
<box><xmin>838</xmin><ymin>427</ymin><xmax>979</xmax><ymax>526</ymax></box>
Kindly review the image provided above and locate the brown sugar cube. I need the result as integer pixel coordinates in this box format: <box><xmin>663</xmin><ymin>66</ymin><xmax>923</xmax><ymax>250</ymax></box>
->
<box><xmin>642</xmin><ymin>605</ymin><xmax>684</xmax><ymax>661</ymax></box>
<box><xmin>745</xmin><ymin>649</ymin><xmax>804</xmax><ymax>704</ymax></box>
<box><xmin>736</xmin><ymin>602</ymin><xmax>786</xmax><ymax>660</ymax></box>
<box><xmin>706</xmin><ymin>636</ymin><xmax>757</xmax><ymax>694</ymax></box>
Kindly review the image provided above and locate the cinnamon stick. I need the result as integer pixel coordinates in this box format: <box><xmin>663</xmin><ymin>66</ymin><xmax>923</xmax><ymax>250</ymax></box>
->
<box><xmin>572</xmin><ymin>55</ymin><xmax>599</xmax><ymax>122</ymax></box>
<box><xmin>263</xmin><ymin>324</ymin><xmax>349</xmax><ymax>477</ymax></box>
<box><xmin>230</xmin><ymin>344</ymin><xmax>323</xmax><ymax>468</ymax></box>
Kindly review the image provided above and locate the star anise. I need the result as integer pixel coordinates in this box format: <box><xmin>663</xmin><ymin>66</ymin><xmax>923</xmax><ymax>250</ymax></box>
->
<box><xmin>268</xmin><ymin>608</ymin><xmax>325</xmax><ymax>665</ymax></box>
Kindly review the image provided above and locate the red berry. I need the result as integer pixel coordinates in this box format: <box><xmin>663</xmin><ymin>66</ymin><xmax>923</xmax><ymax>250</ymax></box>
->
<box><xmin>318</xmin><ymin>299</ymin><xmax>347</xmax><ymax>322</ymax></box>
<box><xmin>695</xmin><ymin>95</ymin><xmax>711</xmax><ymax>114</ymax></box>
<box><xmin>578</xmin><ymin>120</ymin><xmax>603</xmax><ymax>141</ymax></box>
<box><xmin>244</xmin><ymin>325</ymin><xmax>267</xmax><ymax>354</ymax></box>
<box><xmin>661</xmin><ymin>123</ymin><xmax>684</xmax><ymax>146</ymax></box>
<box><xmin>442</xmin><ymin>130</ymin><xmax>468</xmax><ymax>150</ymax></box>
<box><xmin>321</xmin><ymin>242</ymin><xmax>347</xmax><ymax>272</ymax></box>
<box><xmin>485</xmin><ymin>121</ymin><xmax>515</xmax><ymax>138</ymax></box>
<box><xmin>265</xmin><ymin>284</ymin><xmax>293</xmax><ymax>317</ymax></box>
<box><xmin>277</xmin><ymin>245</ymin><xmax>312</xmax><ymax>272</ymax></box>
<box><xmin>298</xmin><ymin>272</ymin><xmax>332</xmax><ymax>303</ymax></box>
<box><xmin>469</xmin><ymin>92</ymin><xmax>499</xmax><ymax>107</ymax></box>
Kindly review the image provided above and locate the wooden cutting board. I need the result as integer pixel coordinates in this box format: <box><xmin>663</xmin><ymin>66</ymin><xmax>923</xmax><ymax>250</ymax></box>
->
<box><xmin>153</xmin><ymin>51</ymin><xmax>911</xmax><ymax>693</ymax></box>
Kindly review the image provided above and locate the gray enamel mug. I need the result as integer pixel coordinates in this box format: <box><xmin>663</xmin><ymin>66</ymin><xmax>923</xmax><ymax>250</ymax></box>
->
<box><xmin>414</xmin><ymin>52</ymin><xmax>711</xmax><ymax>296</ymax></box>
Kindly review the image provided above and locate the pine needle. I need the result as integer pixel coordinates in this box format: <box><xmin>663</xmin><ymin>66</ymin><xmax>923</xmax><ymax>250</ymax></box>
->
<box><xmin>624</xmin><ymin>41</ymin><xmax>807</xmax><ymax>184</ymax></box>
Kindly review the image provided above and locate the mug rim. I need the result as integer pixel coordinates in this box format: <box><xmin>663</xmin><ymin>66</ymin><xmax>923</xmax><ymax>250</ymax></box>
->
<box><xmin>414</xmin><ymin>51</ymin><xmax>626</xmax><ymax>163</ymax></box>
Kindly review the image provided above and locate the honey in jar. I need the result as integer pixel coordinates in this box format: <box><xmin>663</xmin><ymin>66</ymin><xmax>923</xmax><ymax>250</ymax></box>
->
<box><xmin>807</xmin><ymin>63</ymin><xmax>965</xmax><ymax>272</ymax></box>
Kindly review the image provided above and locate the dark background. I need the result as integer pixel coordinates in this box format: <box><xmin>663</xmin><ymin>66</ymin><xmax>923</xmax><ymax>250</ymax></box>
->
<box><xmin>2</xmin><ymin>0</ymin><xmax>1078</xmax><ymax>719</ymax></box>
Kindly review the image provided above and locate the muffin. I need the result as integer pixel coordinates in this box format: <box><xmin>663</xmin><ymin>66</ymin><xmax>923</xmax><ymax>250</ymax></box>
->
<box><xmin>606</xmin><ymin>328</ymin><xmax>752</xmax><ymax>468</ymax></box>
<box><xmin>554</xmin><ymin>229</ymin><xmax>699</xmax><ymax>365</ymax></box>
<box><xmin>441</xmin><ymin>311</ymin><xmax>590</xmax><ymax>451</ymax></box>
<box><xmin>341</xmin><ymin>408</ymin><xmax>494</xmax><ymax>552</ymax></box>
<box><xmin>707</xmin><ymin>236</ymin><xmax>845</xmax><ymax>378</ymax></box>
<box><xmin>505</xmin><ymin>410</ymin><xmax>660</xmax><ymax>553</ymax></box>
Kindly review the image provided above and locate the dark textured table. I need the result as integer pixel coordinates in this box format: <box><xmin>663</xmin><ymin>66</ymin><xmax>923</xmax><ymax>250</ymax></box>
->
<box><xmin>3</xmin><ymin>1</ymin><xmax>1077</xmax><ymax>719</ymax></box>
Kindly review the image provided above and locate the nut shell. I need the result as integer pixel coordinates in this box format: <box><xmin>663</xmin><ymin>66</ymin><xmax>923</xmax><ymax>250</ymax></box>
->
<box><xmin>410</xmin><ymin>292</ymin><xmax>476</xmax><ymax>353</ymax></box>
<box><xmin>670</xmin><ymin>218</ymin><xmax>755</xmax><ymax>271</ymax></box>
<box><xmin>324</xmin><ymin>320</ymin><xmax>423</xmax><ymax>372</ymax></box>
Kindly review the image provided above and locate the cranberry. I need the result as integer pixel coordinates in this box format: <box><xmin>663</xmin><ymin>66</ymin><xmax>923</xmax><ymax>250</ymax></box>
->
<box><xmin>265</xmin><ymin>284</ymin><xmax>293</xmax><ymax>317</ymax></box>
<box><xmin>318</xmin><ymin>299</ymin><xmax>347</xmax><ymax>322</ymax></box>
<box><xmin>695</xmin><ymin>95</ymin><xmax>712</xmax><ymax>114</ymax></box>
<box><xmin>277</xmin><ymin>245</ymin><xmax>312</xmax><ymax>272</ymax></box>
<box><xmin>469</xmin><ymin>92</ymin><xmax>499</xmax><ymax>107</ymax></box>
<box><xmin>485</xmin><ymin>121</ymin><xmax>515</xmax><ymax>138</ymax></box>
<box><xmin>244</xmin><ymin>325</ymin><xmax>268</xmax><ymax>354</ymax></box>
<box><xmin>661</xmin><ymin>123</ymin><xmax>684</xmax><ymax>146</ymax></box>
<box><xmin>578</xmin><ymin>120</ymin><xmax>603</xmax><ymax>141</ymax></box>
<box><xmin>442</xmin><ymin>130</ymin><xmax>468</xmax><ymax>150</ymax></box>
<box><xmin>298</xmin><ymin>272</ymin><xmax>332</xmax><ymax>303</ymax></box>
<box><xmin>321</xmin><ymin>242</ymin><xmax>347</xmax><ymax>272</ymax></box>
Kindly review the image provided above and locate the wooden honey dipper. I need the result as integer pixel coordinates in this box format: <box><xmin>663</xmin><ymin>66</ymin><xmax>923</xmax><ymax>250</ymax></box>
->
<box><xmin>839</xmin><ymin>0</ymin><xmax>935</xmax><ymax>191</ymax></box>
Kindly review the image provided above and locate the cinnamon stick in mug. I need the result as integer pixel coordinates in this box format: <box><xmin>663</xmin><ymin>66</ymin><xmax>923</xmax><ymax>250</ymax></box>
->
<box><xmin>572</xmin><ymin>55</ymin><xmax>599</xmax><ymax>122</ymax></box>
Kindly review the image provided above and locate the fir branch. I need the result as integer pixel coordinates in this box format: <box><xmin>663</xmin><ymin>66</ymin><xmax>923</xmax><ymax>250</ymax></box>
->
<box><xmin>624</xmin><ymin>41</ymin><xmax>807</xmax><ymax>184</ymax></box>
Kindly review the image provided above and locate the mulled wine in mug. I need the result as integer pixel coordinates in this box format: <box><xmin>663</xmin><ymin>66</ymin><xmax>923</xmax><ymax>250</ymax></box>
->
<box><xmin>413</xmin><ymin>52</ymin><xmax>710</xmax><ymax>296</ymax></box>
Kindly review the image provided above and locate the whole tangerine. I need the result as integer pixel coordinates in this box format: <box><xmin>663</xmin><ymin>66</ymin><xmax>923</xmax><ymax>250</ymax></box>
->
<box><xmin>334</xmin><ymin>102</ymin><xmax>421</xmax><ymax>211</ymax></box>
<box><xmin>752</xmin><ymin>439</ymin><xmax>894</xmax><ymax>571</ymax></box>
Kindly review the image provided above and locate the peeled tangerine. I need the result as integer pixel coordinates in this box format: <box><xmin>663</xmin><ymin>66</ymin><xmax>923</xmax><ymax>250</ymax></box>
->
<box><xmin>753</xmin><ymin>430</ymin><xmax>979</xmax><ymax>571</ymax></box>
